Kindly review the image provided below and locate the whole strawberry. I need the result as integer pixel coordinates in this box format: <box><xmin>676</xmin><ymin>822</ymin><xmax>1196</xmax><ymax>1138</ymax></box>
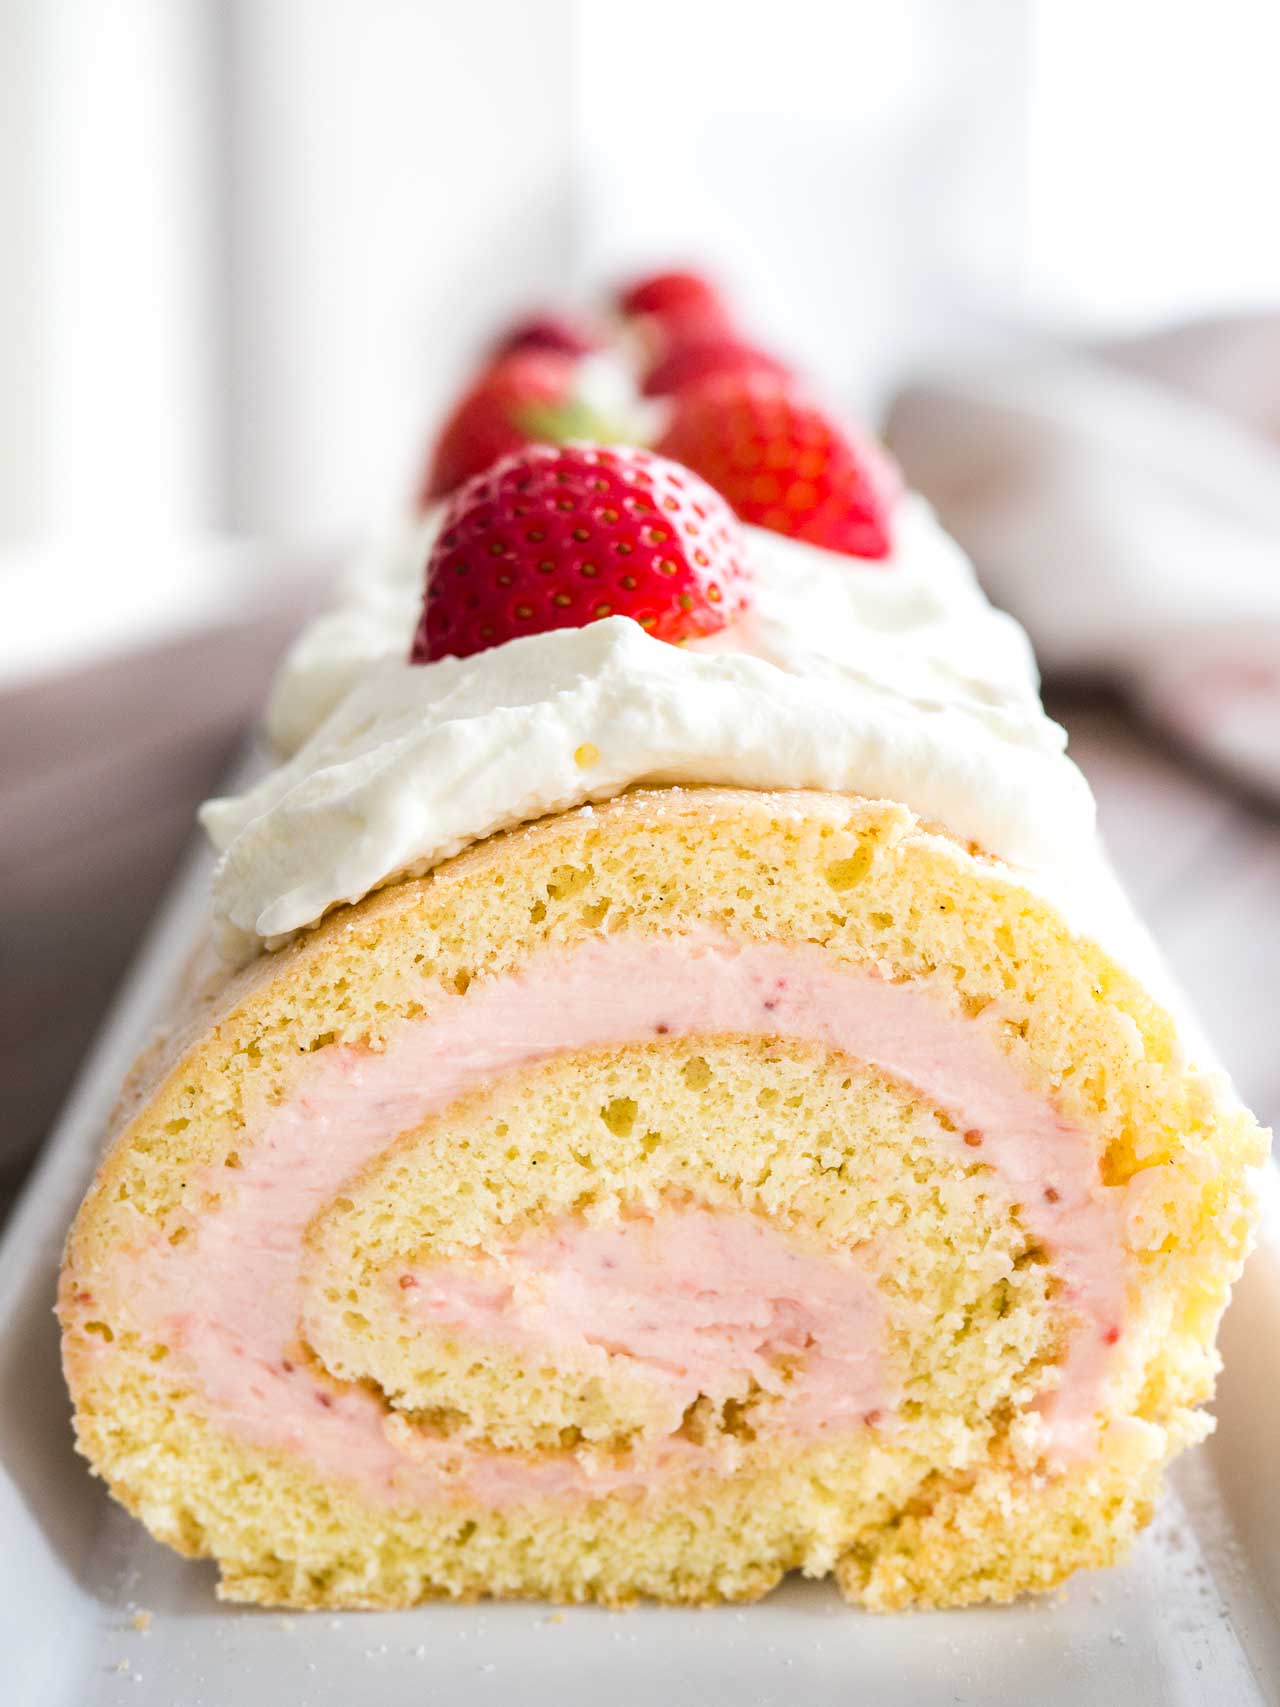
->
<box><xmin>642</xmin><ymin>333</ymin><xmax>790</xmax><ymax>398</ymax></box>
<box><xmin>490</xmin><ymin>311</ymin><xmax>598</xmax><ymax>360</ymax></box>
<box><xmin>656</xmin><ymin>371</ymin><xmax>902</xmax><ymax>560</ymax></box>
<box><xmin>412</xmin><ymin>444</ymin><xmax>750</xmax><ymax>663</ymax></box>
<box><xmin>420</xmin><ymin>352</ymin><xmax>578</xmax><ymax>503</ymax></box>
<box><xmin>617</xmin><ymin>268</ymin><xmax>729</xmax><ymax>328</ymax></box>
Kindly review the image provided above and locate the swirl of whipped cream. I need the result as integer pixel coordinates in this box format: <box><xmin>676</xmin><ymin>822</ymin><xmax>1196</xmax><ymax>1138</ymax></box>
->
<box><xmin>264</xmin><ymin>512</ymin><xmax>439</xmax><ymax>756</ymax></box>
<box><xmin>203</xmin><ymin>500</ymin><xmax>1096</xmax><ymax>961</ymax></box>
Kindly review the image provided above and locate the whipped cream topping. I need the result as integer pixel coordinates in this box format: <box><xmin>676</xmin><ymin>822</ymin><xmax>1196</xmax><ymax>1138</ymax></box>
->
<box><xmin>204</xmin><ymin>500</ymin><xmax>1096</xmax><ymax>961</ymax></box>
<box><xmin>264</xmin><ymin>511</ymin><xmax>439</xmax><ymax>755</ymax></box>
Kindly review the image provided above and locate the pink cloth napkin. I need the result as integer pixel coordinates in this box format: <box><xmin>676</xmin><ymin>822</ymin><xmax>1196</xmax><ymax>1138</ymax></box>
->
<box><xmin>886</xmin><ymin>316</ymin><xmax>1280</xmax><ymax>802</ymax></box>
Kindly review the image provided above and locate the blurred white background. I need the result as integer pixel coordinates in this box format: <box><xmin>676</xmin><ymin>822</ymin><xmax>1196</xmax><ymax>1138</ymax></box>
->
<box><xmin>4</xmin><ymin>0</ymin><xmax>1280</xmax><ymax>680</ymax></box>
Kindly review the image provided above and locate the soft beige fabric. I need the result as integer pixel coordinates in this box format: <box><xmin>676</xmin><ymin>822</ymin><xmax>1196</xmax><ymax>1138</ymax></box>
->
<box><xmin>887</xmin><ymin>316</ymin><xmax>1280</xmax><ymax>801</ymax></box>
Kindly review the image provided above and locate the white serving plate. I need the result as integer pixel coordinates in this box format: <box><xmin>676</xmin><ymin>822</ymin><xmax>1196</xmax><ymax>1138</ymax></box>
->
<box><xmin>2</xmin><ymin>798</ymin><xmax>1278</xmax><ymax>1707</ymax></box>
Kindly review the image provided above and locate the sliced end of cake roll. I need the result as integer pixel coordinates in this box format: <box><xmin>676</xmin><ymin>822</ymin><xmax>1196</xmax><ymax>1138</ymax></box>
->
<box><xmin>60</xmin><ymin>787</ymin><xmax>1263</xmax><ymax>1610</ymax></box>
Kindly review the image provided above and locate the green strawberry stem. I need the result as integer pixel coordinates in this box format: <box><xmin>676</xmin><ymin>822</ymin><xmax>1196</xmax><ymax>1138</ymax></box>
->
<box><xmin>515</xmin><ymin>397</ymin><xmax>642</xmax><ymax>448</ymax></box>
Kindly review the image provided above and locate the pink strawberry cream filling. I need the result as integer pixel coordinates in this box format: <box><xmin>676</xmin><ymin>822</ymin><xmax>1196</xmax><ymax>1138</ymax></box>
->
<box><xmin>82</xmin><ymin>937</ymin><xmax>1132</xmax><ymax>1508</ymax></box>
<box><xmin>393</xmin><ymin>1206</ymin><xmax>889</xmax><ymax>1443</ymax></box>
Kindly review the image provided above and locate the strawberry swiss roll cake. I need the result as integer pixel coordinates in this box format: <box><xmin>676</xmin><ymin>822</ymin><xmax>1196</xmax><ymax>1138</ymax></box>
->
<box><xmin>60</xmin><ymin>335</ymin><xmax>1265</xmax><ymax>1613</ymax></box>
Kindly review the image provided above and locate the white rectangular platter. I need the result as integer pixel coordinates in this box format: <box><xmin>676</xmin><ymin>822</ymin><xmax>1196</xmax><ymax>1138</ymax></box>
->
<box><xmin>2</xmin><ymin>800</ymin><xmax>1278</xmax><ymax>1707</ymax></box>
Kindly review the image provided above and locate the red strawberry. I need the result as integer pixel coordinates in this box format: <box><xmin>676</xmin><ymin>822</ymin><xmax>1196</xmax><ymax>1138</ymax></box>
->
<box><xmin>420</xmin><ymin>352</ymin><xmax>578</xmax><ymax>503</ymax></box>
<box><xmin>411</xmin><ymin>444</ymin><xmax>750</xmax><ymax>663</ymax></box>
<box><xmin>656</xmin><ymin>372</ymin><xmax>902</xmax><ymax>560</ymax></box>
<box><xmin>617</xmin><ymin>268</ymin><xmax>728</xmax><ymax>327</ymax></box>
<box><xmin>642</xmin><ymin>334</ymin><xmax>790</xmax><ymax>398</ymax></box>
<box><xmin>491</xmin><ymin>311</ymin><xmax>598</xmax><ymax>360</ymax></box>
